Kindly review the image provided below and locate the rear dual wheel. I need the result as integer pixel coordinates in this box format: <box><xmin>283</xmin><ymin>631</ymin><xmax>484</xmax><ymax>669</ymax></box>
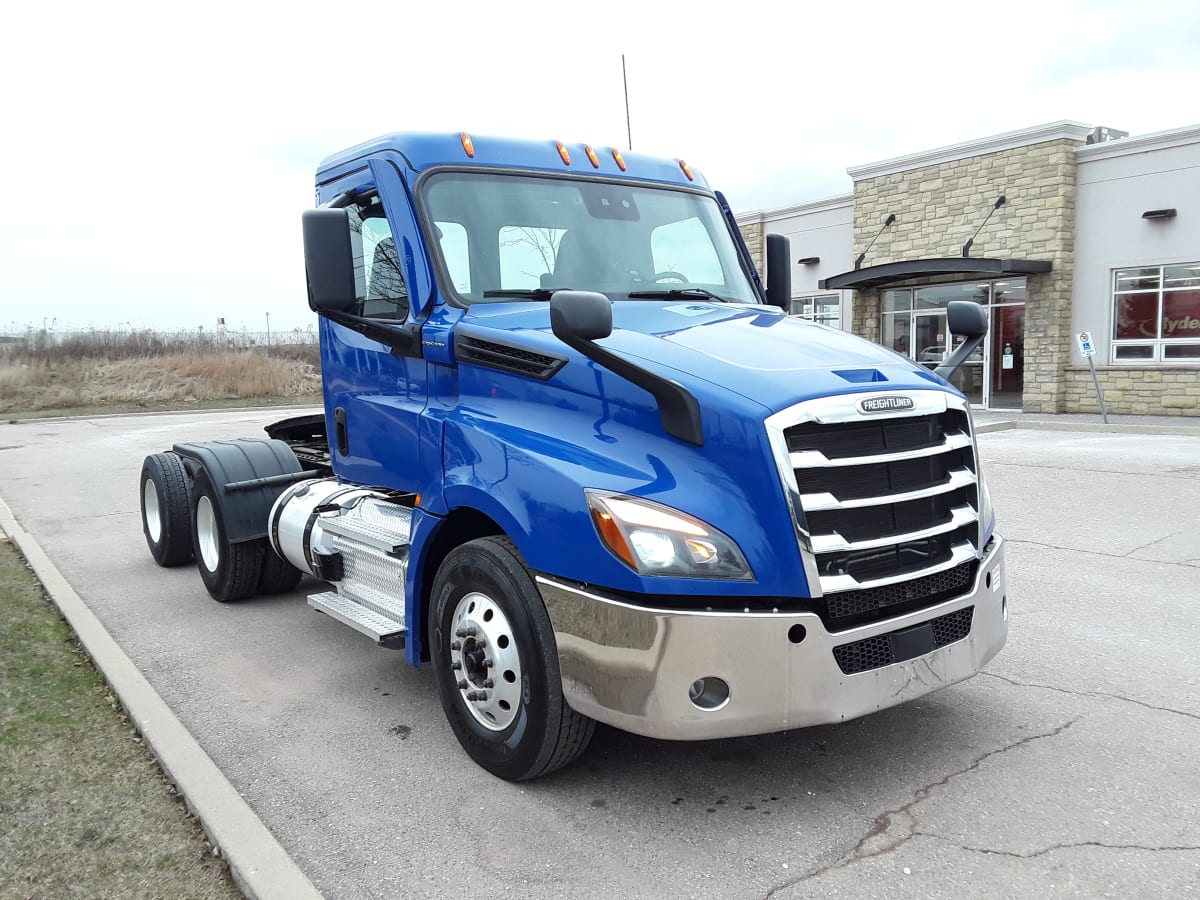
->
<box><xmin>191</xmin><ymin>470</ymin><xmax>263</xmax><ymax>603</ymax></box>
<box><xmin>140</xmin><ymin>452</ymin><xmax>194</xmax><ymax>567</ymax></box>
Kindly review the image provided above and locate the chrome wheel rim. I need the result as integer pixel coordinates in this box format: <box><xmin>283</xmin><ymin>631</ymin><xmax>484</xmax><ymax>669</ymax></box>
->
<box><xmin>449</xmin><ymin>591</ymin><xmax>523</xmax><ymax>732</ymax></box>
<box><xmin>196</xmin><ymin>496</ymin><xmax>220</xmax><ymax>573</ymax></box>
<box><xmin>143</xmin><ymin>479</ymin><xmax>162</xmax><ymax>543</ymax></box>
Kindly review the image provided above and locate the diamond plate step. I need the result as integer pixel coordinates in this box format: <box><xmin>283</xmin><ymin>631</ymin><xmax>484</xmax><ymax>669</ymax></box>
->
<box><xmin>308</xmin><ymin>590</ymin><xmax>406</xmax><ymax>648</ymax></box>
<box><xmin>319</xmin><ymin>502</ymin><xmax>413</xmax><ymax>554</ymax></box>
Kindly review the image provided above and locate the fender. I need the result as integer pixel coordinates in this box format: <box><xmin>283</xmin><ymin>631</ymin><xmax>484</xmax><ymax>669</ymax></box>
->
<box><xmin>173</xmin><ymin>438</ymin><xmax>305</xmax><ymax>543</ymax></box>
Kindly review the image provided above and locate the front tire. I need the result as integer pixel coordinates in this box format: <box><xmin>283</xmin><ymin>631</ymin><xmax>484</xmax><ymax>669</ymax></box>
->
<box><xmin>430</xmin><ymin>536</ymin><xmax>594</xmax><ymax>780</ymax></box>
<box><xmin>140</xmin><ymin>452</ymin><xmax>194</xmax><ymax>567</ymax></box>
<box><xmin>190</xmin><ymin>469</ymin><xmax>263</xmax><ymax>603</ymax></box>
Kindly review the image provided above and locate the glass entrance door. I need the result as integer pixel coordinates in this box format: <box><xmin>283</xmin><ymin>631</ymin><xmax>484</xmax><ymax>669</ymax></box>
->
<box><xmin>914</xmin><ymin>310</ymin><xmax>984</xmax><ymax>406</ymax></box>
<box><xmin>882</xmin><ymin>280</ymin><xmax>1026</xmax><ymax>410</ymax></box>
<box><xmin>987</xmin><ymin>305</ymin><xmax>1025</xmax><ymax>409</ymax></box>
<box><xmin>913</xmin><ymin>311</ymin><xmax>947</xmax><ymax>369</ymax></box>
<box><xmin>950</xmin><ymin>333</ymin><xmax>985</xmax><ymax>407</ymax></box>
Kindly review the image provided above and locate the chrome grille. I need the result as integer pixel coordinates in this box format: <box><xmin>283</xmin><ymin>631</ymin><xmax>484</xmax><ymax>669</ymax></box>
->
<box><xmin>765</xmin><ymin>391</ymin><xmax>981</xmax><ymax>622</ymax></box>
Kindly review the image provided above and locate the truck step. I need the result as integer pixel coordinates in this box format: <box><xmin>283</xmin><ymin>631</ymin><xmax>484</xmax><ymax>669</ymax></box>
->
<box><xmin>319</xmin><ymin>502</ymin><xmax>413</xmax><ymax>554</ymax></box>
<box><xmin>308</xmin><ymin>590</ymin><xmax>406</xmax><ymax>649</ymax></box>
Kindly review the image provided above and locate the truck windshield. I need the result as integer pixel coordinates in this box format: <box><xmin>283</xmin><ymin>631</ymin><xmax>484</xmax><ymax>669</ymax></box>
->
<box><xmin>421</xmin><ymin>171</ymin><xmax>760</xmax><ymax>305</ymax></box>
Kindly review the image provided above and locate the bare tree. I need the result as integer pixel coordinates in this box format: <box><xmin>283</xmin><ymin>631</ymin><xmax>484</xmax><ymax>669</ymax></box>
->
<box><xmin>499</xmin><ymin>227</ymin><xmax>564</xmax><ymax>281</ymax></box>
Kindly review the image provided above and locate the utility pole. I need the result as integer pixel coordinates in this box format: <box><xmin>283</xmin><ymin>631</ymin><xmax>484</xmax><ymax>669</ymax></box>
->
<box><xmin>265</xmin><ymin>312</ymin><xmax>271</xmax><ymax>357</ymax></box>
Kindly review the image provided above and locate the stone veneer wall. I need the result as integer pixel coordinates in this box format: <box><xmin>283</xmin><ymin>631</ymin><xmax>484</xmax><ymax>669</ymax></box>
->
<box><xmin>737</xmin><ymin>219</ymin><xmax>764</xmax><ymax>274</ymax></box>
<box><xmin>851</xmin><ymin>139</ymin><xmax>1081</xmax><ymax>412</ymax></box>
<box><xmin>1064</xmin><ymin>367</ymin><xmax>1200</xmax><ymax>416</ymax></box>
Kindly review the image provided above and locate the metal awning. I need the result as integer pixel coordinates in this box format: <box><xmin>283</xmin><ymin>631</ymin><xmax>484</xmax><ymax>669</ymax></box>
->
<box><xmin>819</xmin><ymin>258</ymin><xmax>1052</xmax><ymax>290</ymax></box>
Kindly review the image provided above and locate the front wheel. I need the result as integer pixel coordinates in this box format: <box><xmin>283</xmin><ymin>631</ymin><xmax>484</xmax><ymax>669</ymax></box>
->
<box><xmin>430</xmin><ymin>537</ymin><xmax>594</xmax><ymax>780</ymax></box>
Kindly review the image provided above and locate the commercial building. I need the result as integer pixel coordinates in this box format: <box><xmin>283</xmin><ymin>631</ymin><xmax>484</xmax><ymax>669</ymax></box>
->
<box><xmin>737</xmin><ymin>121</ymin><xmax>1200</xmax><ymax>415</ymax></box>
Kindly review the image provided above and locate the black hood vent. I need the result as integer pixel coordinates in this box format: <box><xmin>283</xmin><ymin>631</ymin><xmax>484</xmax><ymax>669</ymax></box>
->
<box><xmin>456</xmin><ymin>336</ymin><xmax>566</xmax><ymax>381</ymax></box>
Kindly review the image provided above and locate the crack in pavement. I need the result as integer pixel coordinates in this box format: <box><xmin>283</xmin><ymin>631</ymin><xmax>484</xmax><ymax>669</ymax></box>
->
<box><xmin>981</xmin><ymin>672</ymin><xmax>1200</xmax><ymax>723</ymax></box>
<box><xmin>1123</xmin><ymin>529</ymin><xmax>1186</xmax><ymax>559</ymax></box>
<box><xmin>762</xmin><ymin>718</ymin><xmax>1078</xmax><ymax>898</ymax></box>
<box><xmin>985</xmin><ymin>460</ymin><xmax>1200</xmax><ymax>482</ymax></box>
<box><xmin>1006</xmin><ymin>538</ymin><xmax>1200</xmax><ymax>569</ymax></box>
<box><xmin>916</xmin><ymin>831</ymin><xmax>1200</xmax><ymax>859</ymax></box>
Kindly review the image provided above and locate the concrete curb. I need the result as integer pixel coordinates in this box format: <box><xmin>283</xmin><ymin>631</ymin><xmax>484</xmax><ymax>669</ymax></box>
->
<box><xmin>4</xmin><ymin>403</ymin><xmax>322</xmax><ymax>426</ymax></box>
<box><xmin>976</xmin><ymin>419</ymin><xmax>1200</xmax><ymax>437</ymax></box>
<box><xmin>0</xmin><ymin>497</ymin><xmax>323</xmax><ymax>900</ymax></box>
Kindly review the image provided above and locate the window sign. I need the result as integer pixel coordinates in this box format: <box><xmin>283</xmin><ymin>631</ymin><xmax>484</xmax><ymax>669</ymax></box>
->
<box><xmin>1112</xmin><ymin>262</ymin><xmax>1200</xmax><ymax>363</ymax></box>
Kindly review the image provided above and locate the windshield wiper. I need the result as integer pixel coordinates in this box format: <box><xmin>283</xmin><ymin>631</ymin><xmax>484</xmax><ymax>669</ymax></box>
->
<box><xmin>626</xmin><ymin>288</ymin><xmax>730</xmax><ymax>303</ymax></box>
<box><xmin>481</xmin><ymin>288</ymin><xmax>571</xmax><ymax>301</ymax></box>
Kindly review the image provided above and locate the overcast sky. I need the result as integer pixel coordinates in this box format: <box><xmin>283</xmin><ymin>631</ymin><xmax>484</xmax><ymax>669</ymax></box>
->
<box><xmin>2</xmin><ymin>0</ymin><xmax>1198</xmax><ymax>333</ymax></box>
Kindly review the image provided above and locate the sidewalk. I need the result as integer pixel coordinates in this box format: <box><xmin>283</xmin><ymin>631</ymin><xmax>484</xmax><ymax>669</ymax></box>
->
<box><xmin>971</xmin><ymin>408</ymin><xmax>1200</xmax><ymax>436</ymax></box>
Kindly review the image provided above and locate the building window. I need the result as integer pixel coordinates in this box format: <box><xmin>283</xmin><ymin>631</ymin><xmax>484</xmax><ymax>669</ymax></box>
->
<box><xmin>1112</xmin><ymin>264</ymin><xmax>1200</xmax><ymax>363</ymax></box>
<box><xmin>789</xmin><ymin>293</ymin><xmax>841</xmax><ymax>328</ymax></box>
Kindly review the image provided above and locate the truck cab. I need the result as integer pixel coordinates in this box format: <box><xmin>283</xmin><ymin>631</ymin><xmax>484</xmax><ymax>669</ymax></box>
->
<box><xmin>138</xmin><ymin>132</ymin><xmax>1007</xmax><ymax>780</ymax></box>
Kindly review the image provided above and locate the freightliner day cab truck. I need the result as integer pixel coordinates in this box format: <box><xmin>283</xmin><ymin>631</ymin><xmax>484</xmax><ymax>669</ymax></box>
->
<box><xmin>137</xmin><ymin>132</ymin><xmax>1007</xmax><ymax>780</ymax></box>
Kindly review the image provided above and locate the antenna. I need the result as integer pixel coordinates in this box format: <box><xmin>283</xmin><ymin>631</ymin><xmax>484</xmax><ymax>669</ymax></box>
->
<box><xmin>622</xmin><ymin>54</ymin><xmax>632</xmax><ymax>151</ymax></box>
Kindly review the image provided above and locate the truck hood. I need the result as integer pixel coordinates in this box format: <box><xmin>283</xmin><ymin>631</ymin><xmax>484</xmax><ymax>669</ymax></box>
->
<box><xmin>462</xmin><ymin>301</ymin><xmax>951</xmax><ymax>412</ymax></box>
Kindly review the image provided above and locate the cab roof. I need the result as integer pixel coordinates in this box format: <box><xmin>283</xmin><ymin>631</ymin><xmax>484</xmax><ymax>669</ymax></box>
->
<box><xmin>316</xmin><ymin>131</ymin><xmax>708</xmax><ymax>190</ymax></box>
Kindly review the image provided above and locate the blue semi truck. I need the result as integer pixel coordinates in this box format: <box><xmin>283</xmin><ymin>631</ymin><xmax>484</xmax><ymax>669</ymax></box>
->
<box><xmin>138</xmin><ymin>132</ymin><xmax>1007</xmax><ymax>780</ymax></box>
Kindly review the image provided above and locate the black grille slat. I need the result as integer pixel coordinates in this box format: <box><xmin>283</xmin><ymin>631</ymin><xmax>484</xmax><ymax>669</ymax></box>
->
<box><xmin>806</xmin><ymin>489</ymin><xmax>971</xmax><ymax>544</ymax></box>
<box><xmin>832</xmin><ymin>606</ymin><xmax>975</xmax><ymax>675</ymax></box>
<box><xmin>787</xmin><ymin>414</ymin><xmax>954</xmax><ymax>458</ymax></box>
<box><xmin>827</xmin><ymin>524</ymin><xmax>977</xmax><ymax>583</ymax></box>
<box><xmin>793</xmin><ymin>449</ymin><xmax>973</xmax><ymax>500</ymax></box>
<box><xmin>457</xmin><ymin>337</ymin><xmax>565</xmax><ymax>380</ymax></box>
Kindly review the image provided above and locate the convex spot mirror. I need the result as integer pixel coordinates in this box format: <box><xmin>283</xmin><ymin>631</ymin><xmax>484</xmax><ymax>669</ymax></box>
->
<box><xmin>302</xmin><ymin>209</ymin><xmax>357</xmax><ymax>314</ymax></box>
<box><xmin>550</xmin><ymin>291</ymin><xmax>613</xmax><ymax>342</ymax></box>
<box><xmin>947</xmin><ymin>300</ymin><xmax>988</xmax><ymax>338</ymax></box>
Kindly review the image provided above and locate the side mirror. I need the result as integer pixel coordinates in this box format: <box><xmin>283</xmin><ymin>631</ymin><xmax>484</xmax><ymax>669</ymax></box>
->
<box><xmin>302</xmin><ymin>209</ymin><xmax>357</xmax><ymax>313</ymax></box>
<box><xmin>549</xmin><ymin>290</ymin><xmax>702</xmax><ymax>445</ymax></box>
<box><xmin>947</xmin><ymin>300</ymin><xmax>987</xmax><ymax>338</ymax></box>
<box><xmin>935</xmin><ymin>301</ymin><xmax>989</xmax><ymax>380</ymax></box>
<box><xmin>550</xmin><ymin>291</ymin><xmax>613</xmax><ymax>342</ymax></box>
<box><xmin>765</xmin><ymin>233</ymin><xmax>791</xmax><ymax>310</ymax></box>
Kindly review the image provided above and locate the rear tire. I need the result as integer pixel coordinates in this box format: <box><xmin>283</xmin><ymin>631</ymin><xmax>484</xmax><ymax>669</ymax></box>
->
<box><xmin>191</xmin><ymin>469</ymin><xmax>263</xmax><ymax>603</ymax></box>
<box><xmin>140</xmin><ymin>452</ymin><xmax>194</xmax><ymax>567</ymax></box>
<box><xmin>258</xmin><ymin>545</ymin><xmax>303</xmax><ymax>594</ymax></box>
<box><xmin>429</xmin><ymin>536</ymin><xmax>594</xmax><ymax>780</ymax></box>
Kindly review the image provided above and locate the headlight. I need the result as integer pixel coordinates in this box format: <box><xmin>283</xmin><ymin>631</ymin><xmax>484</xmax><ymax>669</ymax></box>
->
<box><xmin>586</xmin><ymin>490</ymin><xmax>754</xmax><ymax>580</ymax></box>
<box><xmin>978</xmin><ymin>474</ymin><xmax>996</xmax><ymax>541</ymax></box>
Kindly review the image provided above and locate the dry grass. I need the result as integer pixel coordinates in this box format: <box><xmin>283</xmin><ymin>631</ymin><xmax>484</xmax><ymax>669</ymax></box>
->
<box><xmin>0</xmin><ymin>539</ymin><xmax>240</xmax><ymax>899</ymax></box>
<box><xmin>0</xmin><ymin>331</ymin><xmax>322</xmax><ymax>414</ymax></box>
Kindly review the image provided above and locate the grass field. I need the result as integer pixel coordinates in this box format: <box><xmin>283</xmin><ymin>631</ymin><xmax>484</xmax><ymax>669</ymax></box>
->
<box><xmin>0</xmin><ymin>330</ymin><xmax>321</xmax><ymax>416</ymax></box>
<box><xmin>0</xmin><ymin>537</ymin><xmax>241</xmax><ymax>899</ymax></box>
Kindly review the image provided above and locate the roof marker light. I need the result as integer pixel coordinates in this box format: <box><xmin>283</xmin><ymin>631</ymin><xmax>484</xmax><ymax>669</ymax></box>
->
<box><xmin>585</xmin><ymin>145</ymin><xmax>600</xmax><ymax>168</ymax></box>
<box><xmin>556</xmin><ymin>141</ymin><xmax>572</xmax><ymax>165</ymax></box>
<box><xmin>679</xmin><ymin>159</ymin><xmax>694</xmax><ymax>181</ymax></box>
<box><xmin>611</xmin><ymin>148</ymin><xmax>627</xmax><ymax>172</ymax></box>
<box><xmin>460</xmin><ymin>133</ymin><xmax>475</xmax><ymax>158</ymax></box>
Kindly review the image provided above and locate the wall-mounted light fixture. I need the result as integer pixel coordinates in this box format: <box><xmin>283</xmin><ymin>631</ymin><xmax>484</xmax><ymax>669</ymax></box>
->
<box><xmin>796</xmin><ymin>256</ymin><xmax>820</xmax><ymax>265</ymax></box>
<box><xmin>1142</xmin><ymin>208</ymin><xmax>1178</xmax><ymax>220</ymax></box>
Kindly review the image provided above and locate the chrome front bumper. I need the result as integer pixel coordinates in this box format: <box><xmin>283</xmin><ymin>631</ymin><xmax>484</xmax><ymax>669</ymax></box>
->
<box><xmin>537</xmin><ymin>536</ymin><xmax>1007</xmax><ymax>741</ymax></box>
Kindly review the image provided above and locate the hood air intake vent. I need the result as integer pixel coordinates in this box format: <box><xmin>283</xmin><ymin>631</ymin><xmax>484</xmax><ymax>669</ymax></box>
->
<box><xmin>456</xmin><ymin>336</ymin><xmax>566</xmax><ymax>381</ymax></box>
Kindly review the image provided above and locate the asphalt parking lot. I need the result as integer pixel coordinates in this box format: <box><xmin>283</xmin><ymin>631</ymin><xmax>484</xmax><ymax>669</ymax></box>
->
<box><xmin>1</xmin><ymin>410</ymin><xmax>1197</xmax><ymax>899</ymax></box>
